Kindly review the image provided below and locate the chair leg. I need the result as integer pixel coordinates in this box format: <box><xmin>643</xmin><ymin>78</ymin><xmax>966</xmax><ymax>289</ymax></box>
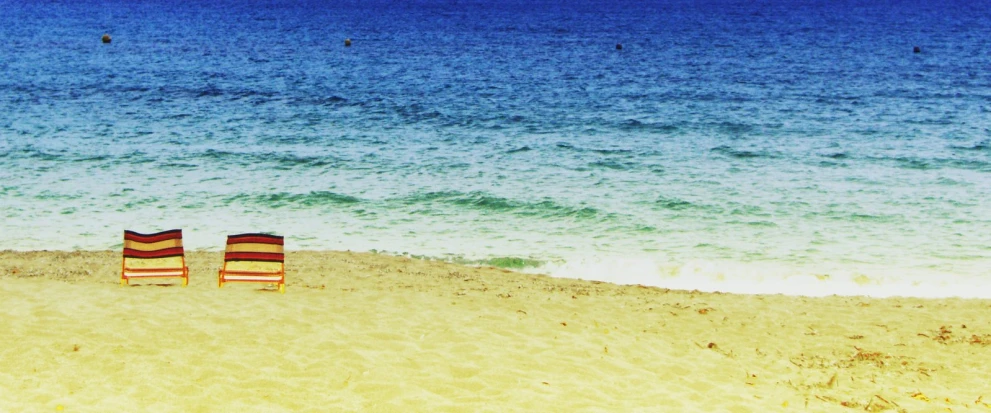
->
<box><xmin>279</xmin><ymin>283</ymin><xmax>285</xmax><ymax>294</ymax></box>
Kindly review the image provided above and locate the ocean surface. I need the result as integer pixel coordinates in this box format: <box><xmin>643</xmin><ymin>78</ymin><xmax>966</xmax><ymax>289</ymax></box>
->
<box><xmin>2</xmin><ymin>0</ymin><xmax>989</xmax><ymax>297</ymax></box>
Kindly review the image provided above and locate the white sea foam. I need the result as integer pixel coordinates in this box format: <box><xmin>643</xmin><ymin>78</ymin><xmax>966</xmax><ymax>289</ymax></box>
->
<box><xmin>531</xmin><ymin>255</ymin><xmax>991</xmax><ymax>299</ymax></box>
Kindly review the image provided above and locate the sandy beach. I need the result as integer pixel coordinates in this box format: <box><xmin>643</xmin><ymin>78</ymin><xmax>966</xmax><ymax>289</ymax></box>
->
<box><xmin>1</xmin><ymin>250</ymin><xmax>989</xmax><ymax>412</ymax></box>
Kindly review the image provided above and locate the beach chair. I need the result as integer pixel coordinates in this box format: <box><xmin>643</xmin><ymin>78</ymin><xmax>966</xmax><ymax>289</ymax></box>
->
<box><xmin>121</xmin><ymin>229</ymin><xmax>189</xmax><ymax>286</ymax></box>
<box><xmin>218</xmin><ymin>233</ymin><xmax>286</xmax><ymax>293</ymax></box>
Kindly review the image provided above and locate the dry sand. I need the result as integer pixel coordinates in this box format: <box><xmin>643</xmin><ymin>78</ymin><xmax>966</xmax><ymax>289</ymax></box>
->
<box><xmin>1</xmin><ymin>250</ymin><xmax>990</xmax><ymax>412</ymax></box>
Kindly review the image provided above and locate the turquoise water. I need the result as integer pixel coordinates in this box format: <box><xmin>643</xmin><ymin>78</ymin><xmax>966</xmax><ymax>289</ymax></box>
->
<box><xmin>2</xmin><ymin>0</ymin><xmax>990</xmax><ymax>297</ymax></box>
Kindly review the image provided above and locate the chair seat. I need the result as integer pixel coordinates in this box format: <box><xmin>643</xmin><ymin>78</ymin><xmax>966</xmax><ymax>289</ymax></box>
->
<box><xmin>124</xmin><ymin>269</ymin><xmax>186</xmax><ymax>277</ymax></box>
<box><xmin>222</xmin><ymin>274</ymin><xmax>283</xmax><ymax>282</ymax></box>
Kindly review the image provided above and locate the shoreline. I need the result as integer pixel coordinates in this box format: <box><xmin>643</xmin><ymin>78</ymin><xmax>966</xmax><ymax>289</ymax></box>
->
<box><xmin>2</xmin><ymin>250</ymin><xmax>990</xmax><ymax>411</ymax></box>
<box><xmin>3</xmin><ymin>248</ymin><xmax>987</xmax><ymax>299</ymax></box>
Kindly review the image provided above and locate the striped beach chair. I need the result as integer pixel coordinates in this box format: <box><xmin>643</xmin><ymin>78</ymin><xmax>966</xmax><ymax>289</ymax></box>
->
<box><xmin>218</xmin><ymin>233</ymin><xmax>286</xmax><ymax>293</ymax></box>
<box><xmin>121</xmin><ymin>229</ymin><xmax>189</xmax><ymax>286</ymax></box>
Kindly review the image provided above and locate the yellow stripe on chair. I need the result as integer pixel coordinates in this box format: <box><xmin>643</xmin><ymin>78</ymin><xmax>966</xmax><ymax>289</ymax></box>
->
<box><xmin>225</xmin><ymin>243</ymin><xmax>284</xmax><ymax>254</ymax></box>
<box><xmin>124</xmin><ymin>238</ymin><xmax>184</xmax><ymax>252</ymax></box>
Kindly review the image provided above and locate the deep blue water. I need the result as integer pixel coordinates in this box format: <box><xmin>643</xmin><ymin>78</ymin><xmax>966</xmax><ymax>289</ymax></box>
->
<box><xmin>2</xmin><ymin>0</ymin><xmax>990</xmax><ymax>296</ymax></box>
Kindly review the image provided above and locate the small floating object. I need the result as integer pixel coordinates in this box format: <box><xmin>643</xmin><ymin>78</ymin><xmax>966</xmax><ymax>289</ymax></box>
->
<box><xmin>344</xmin><ymin>38</ymin><xmax>352</xmax><ymax>47</ymax></box>
<box><xmin>615</xmin><ymin>43</ymin><xmax>623</xmax><ymax>50</ymax></box>
<box><xmin>102</xmin><ymin>33</ymin><xmax>112</xmax><ymax>43</ymax></box>
<box><xmin>913</xmin><ymin>46</ymin><xmax>921</xmax><ymax>53</ymax></box>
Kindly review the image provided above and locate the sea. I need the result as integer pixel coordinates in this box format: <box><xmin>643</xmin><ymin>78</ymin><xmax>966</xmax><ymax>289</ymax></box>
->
<box><xmin>1</xmin><ymin>0</ymin><xmax>989</xmax><ymax>297</ymax></box>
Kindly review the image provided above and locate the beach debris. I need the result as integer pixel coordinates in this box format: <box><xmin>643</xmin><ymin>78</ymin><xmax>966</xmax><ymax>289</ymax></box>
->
<box><xmin>697</xmin><ymin>307</ymin><xmax>713</xmax><ymax>314</ymax></box>
<box><xmin>744</xmin><ymin>372</ymin><xmax>758</xmax><ymax>385</ymax></box>
<box><xmin>848</xmin><ymin>335</ymin><xmax>864</xmax><ymax>340</ymax></box>
<box><xmin>72</xmin><ymin>344</ymin><xmax>80</xmax><ymax>352</ymax></box>
<box><xmin>934</xmin><ymin>325</ymin><xmax>953</xmax><ymax>343</ymax></box>
<box><xmin>707</xmin><ymin>342</ymin><xmax>717</xmax><ymax>349</ymax></box>
<box><xmin>910</xmin><ymin>392</ymin><xmax>930</xmax><ymax>402</ymax></box>
<box><xmin>874</xmin><ymin>394</ymin><xmax>898</xmax><ymax>407</ymax></box>
<box><xmin>852</xmin><ymin>347</ymin><xmax>888</xmax><ymax>367</ymax></box>
<box><xmin>976</xmin><ymin>396</ymin><xmax>991</xmax><ymax>408</ymax></box>
<box><xmin>918</xmin><ymin>325</ymin><xmax>991</xmax><ymax>345</ymax></box>
<box><xmin>864</xmin><ymin>395</ymin><xmax>899</xmax><ymax>412</ymax></box>
<box><xmin>969</xmin><ymin>334</ymin><xmax>991</xmax><ymax>345</ymax></box>
<box><xmin>560</xmin><ymin>322</ymin><xmax>567</xmax><ymax>326</ymax></box>
<box><xmin>825</xmin><ymin>372</ymin><xmax>838</xmax><ymax>388</ymax></box>
<box><xmin>814</xmin><ymin>395</ymin><xmax>863</xmax><ymax>410</ymax></box>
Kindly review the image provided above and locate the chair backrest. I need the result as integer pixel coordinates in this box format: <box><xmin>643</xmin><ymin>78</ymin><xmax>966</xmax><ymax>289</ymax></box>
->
<box><xmin>224</xmin><ymin>233</ymin><xmax>284</xmax><ymax>262</ymax></box>
<box><xmin>223</xmin><ymin>233</ymin><xmax>284</xmax><ymax>273</ymax></box>
<box><xmin>123</xmin><ymin>229</ymin><xmax>185</xmax><ymax>267</ymax></box>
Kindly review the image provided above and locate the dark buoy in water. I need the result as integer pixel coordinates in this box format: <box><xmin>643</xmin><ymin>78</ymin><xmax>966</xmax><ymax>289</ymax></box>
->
<box><xmin>616</xmin><ymin>43</ymin><xmax>623</xmax><ymax>50</ymax></box>
<box><xmin>913</xmin><ymin>46</ymin><xmax>921</xmax><ymax>53</ymax></box>
<box><xmin>101</xmin><ymin>33</ymin><xmax>112</xmax><ymax>44</ymax></box>
<box><xmin>344</xmin><ymin>38</ymin><xmax>352</xmax><ymax>47</ymax></box>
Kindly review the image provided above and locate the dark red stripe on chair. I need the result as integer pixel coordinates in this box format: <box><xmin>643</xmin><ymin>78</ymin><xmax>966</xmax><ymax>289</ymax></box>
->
<box><xmin>224</xmin><ymin>252</ymin><xmax>285</xmax><ymax>262</ymax></box>
<box><xmin>227</xmin><ymin>233</ymin><xmax>284</xmax><ymax>245</ymax></box>
<box><xmin>123</xmin><ymin>247</ymin><xmax>186</xmax><ymax>259</ymax></box>
<box><xmin>124</xmin><ymin>229</ymin><xmax>184</xmax><ymax>243</ymax></box>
